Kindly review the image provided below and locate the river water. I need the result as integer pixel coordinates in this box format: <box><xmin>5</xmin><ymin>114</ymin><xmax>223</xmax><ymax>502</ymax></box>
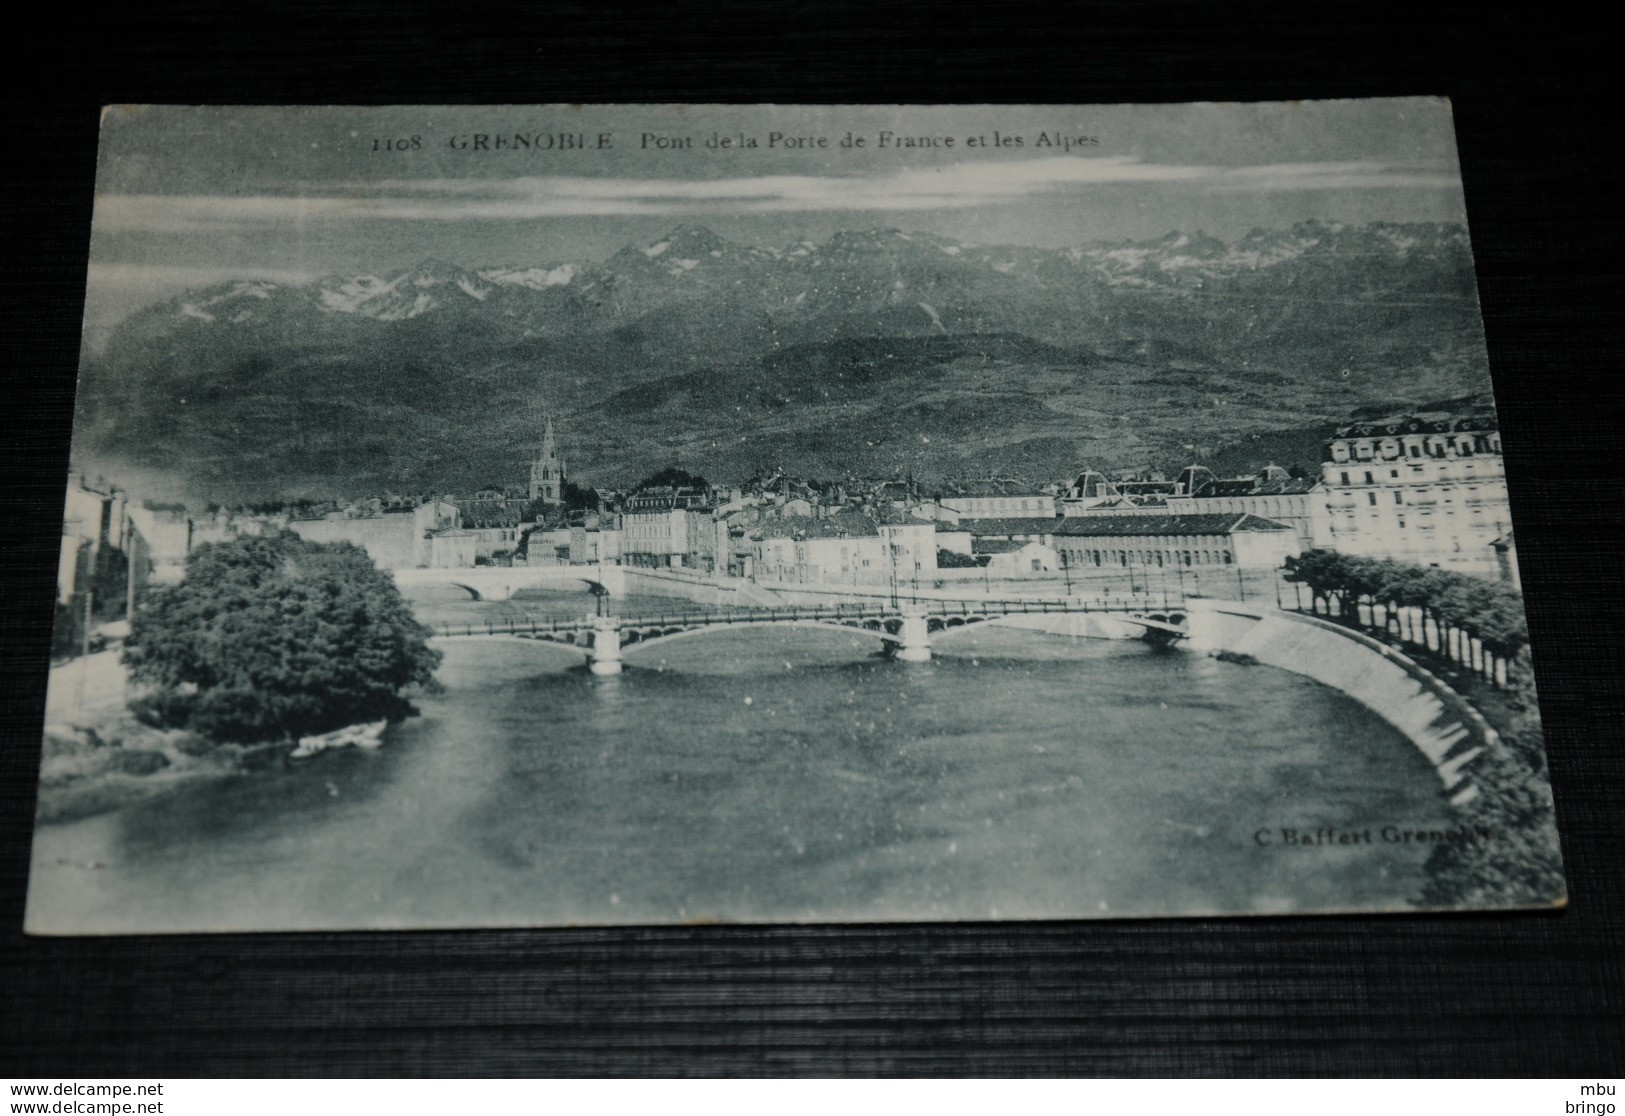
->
<box><xmin>26</xmin><ymin>587</ymin><xmax>1455</xmax><ymax>933</ymax></box>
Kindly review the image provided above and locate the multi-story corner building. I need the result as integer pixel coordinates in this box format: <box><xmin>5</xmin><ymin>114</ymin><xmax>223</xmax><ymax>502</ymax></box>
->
<box><xmin>622</xmin><ymin>489</ymin><xmax>716</xmax><ymax>571</ymax></box>
<box><xmin>1319</xmin><ymin>413</ymin><xmax>1510</xmax><ymax>578</ymax></box>
<box><xmin>1165</xmin><ymin>465</ymin><xmax>1331</xmax><ymax>551</ymax></box>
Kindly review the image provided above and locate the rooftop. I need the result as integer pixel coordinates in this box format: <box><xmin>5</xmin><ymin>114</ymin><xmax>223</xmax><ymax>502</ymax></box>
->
<box><xmin>1333</xmin><ymin>412</ymin><xmax>1498</xmax><ymax>438</ymax></box>
<box><xmin>972</xmin><ymin>538</ymin><xmax>1040</xmax><ymax>555</ymax></box>
<box><xmin>939</xmin><ymin>479</ymin><xmax>1048</xmax><ymax>499</ymax></box>
<box><xmin>958</xmin><ymin>517</ymin><xmax>1061</xmax><ymax>536</ymax></box>
<box><xmin>758</xmin><ymin>510</ymin><xmax>883</xmax><ymax>540</ymax></box>
<box><xmin>1192</xmin><ymin>477</ymin><xmax>1320</xmax><ymax>498</ymax></box>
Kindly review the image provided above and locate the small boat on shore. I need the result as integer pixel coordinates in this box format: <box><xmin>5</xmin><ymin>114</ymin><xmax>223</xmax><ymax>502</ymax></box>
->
<box><xmin>289</xmin><ymin>720</ymin><xmax>387</xmax><ymax>760</ymax></box>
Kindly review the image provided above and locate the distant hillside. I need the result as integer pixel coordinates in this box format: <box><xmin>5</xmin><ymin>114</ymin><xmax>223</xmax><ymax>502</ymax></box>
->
<box><xmin>73</xmin><ymin>220</ymin><xmax>1496</xmax><ymax>501</ymax></box>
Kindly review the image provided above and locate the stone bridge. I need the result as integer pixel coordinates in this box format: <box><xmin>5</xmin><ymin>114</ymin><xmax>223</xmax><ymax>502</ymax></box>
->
<box><xmin>393</xmin><ymin>562</ymin><xmax>627</xmax><ymax>602</ymax></box>
<box><xmin>430</xmin><ymin>598</ymin><xmax>1190</xmax><ymax>675</ymax></box>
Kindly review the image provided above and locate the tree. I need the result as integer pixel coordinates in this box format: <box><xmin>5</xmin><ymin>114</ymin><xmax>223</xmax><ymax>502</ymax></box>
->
<box><xmin>1283</xmin><ymin>549</ymin><xmax>1357</xmax><ymax>616</ymax></box>
<box><xmin>560</xmin><ymin>479</ymin><xmax>600</xmax><ymax>511</ymax></box>
<box><xmin>123</xmin><ymin>532</ymin><xmax>442</xmax><ymax>743</ymax></box>
<box><xmin>635</xmin><ymin>466</ymin><xmax>708</xmax><ymax>491</ymax></box>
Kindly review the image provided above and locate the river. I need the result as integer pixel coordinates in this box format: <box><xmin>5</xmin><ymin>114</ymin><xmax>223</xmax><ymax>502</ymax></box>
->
<box><xmin>26</xmin><ymin>586</ymin><xmax>1455</xmax><ymax>933</ymax></box>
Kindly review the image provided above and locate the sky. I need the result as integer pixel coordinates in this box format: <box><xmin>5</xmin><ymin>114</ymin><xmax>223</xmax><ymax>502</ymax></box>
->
<box><xmin>84</xmin><ymin>100</ymin><xmax>1470</xmax><ymax>340</ymax></box>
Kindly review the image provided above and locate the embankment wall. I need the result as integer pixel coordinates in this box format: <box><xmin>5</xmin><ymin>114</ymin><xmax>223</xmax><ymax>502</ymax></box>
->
<box><xmin>1185</xmin><ymin>599</ymin><xmax>1495</xmax><ymax>804</ymax></box>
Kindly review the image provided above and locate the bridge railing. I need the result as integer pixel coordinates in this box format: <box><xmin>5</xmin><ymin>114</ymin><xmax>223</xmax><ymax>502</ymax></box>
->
<box><xmin>1281</xmin><ymin>590</ymin><xmax>1513</xmax><ymax>689</ymax></box>
<box><xmin>430</xmin><ymin>592</ymin><xmax>1190</xmax><ymax>640</ymax></box>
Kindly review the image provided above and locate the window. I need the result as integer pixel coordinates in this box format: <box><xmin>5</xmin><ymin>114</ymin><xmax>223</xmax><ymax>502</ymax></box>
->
<box><xmin>1367</xmin><ymin>492</ymin><xmax>1378</xmax><ymax>506</ymax></box>
<box><xmin>1390</xmin><ymin>469</ymin><xmax>1399</xmax><ymax>479</ymax></box>
<box><xmin>1031</xmin><ymin>559</ymin><xmax>1042</xmax><ymax>572</ymax></box>
<box><xmin>1394</xmin><ymin>492</ymin><xmax>1404</xmax><ymax>505</ymax></box>
<box><xmin>1363</xmin><ymin>471</ymin><xmax>1374</xmax><ymax>485</ymax></box>
<box><xmin>1409</xmin><ymin>445</ymin><xmax>1421</xmax><ymax>458</ymax></box>
<box><xmin>1340</xmin><ymin>471</ymin><xmax>1350</xmax><ymax>486</ymax></box>
<box><xmin>1223</xmin><ymin>551</ymin><xmax>1233</xmax><ymax>565</ymax></box>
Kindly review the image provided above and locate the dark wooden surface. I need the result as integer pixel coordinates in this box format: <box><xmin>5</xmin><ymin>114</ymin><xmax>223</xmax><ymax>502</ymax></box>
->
<box><xmin>2</xmin><ymin>1</ymin><xmax>1621</xmax><ymax>1077</ymax></box>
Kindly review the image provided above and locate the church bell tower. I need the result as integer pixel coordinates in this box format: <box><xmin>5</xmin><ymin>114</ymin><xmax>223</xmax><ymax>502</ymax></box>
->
<box><xmin>529</xmin><ymin>414</ymin><xmax>565</xmax><ymax>504</ymax></box>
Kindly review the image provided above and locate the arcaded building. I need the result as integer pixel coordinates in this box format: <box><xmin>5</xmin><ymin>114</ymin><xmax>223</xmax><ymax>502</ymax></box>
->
<box><xmin>1052</xmin><ymin>512</ymin><xmax>1301</xmax><ymax>573</ymax></box>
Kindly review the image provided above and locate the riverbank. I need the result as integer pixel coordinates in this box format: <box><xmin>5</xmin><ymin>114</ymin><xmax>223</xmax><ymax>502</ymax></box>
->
<box><xmin>37</xmin><ymin>652</ymin><xmax>263</xmax><ymax>826</ymax></box>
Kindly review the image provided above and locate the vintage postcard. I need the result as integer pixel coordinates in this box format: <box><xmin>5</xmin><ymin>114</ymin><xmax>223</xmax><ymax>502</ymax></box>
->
<box><xmin>28</xmin><ymin>101</ymin><xmax>1564</xmax><ymax>933</ymax></box>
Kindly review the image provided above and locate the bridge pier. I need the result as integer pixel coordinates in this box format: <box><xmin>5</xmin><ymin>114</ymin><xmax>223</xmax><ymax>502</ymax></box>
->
<box><xmin>1180</xmin><ymin>598</ymin><xmax>1219</xmax><ymax>652</ymax></box>
<box><xmin>589</xmin><ymin>615</ymin><xmax>624</xmax><ymax>675</ymax></box>
<box><xmin>894</xmin><ymin>608</ymin><xmax>932</xmax><ymax>663</ymax></box>
<box><xmin>596</xmin><ymin>561</ymin><xmax>627</xmax><ymax>600</ymax></box>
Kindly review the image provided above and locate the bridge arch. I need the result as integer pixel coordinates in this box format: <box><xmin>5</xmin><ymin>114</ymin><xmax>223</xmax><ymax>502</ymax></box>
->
<box><xmin>620</xmin><ymin>619</ymin><xmax>900</xmax><ymax>658</ymax></box>
<box><xmin>394</xmin><ymin>565</ymin><xmax>619</xmax><ymax>603</ymax></box>
<box><xmin>428</xmin><ymin>632</ymin><xmax>592</xmax><ymax>658</ymax></box>
<box><xmin>436</xmin><ymin>575</ymin><xmax>610</xmax><ymax>602</ymax></box>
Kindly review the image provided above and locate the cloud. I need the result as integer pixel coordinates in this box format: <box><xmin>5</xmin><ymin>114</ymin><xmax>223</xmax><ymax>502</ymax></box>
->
<box><xmin>94</xmin><ymin>157</ymin><xmax>1460</xmax><ymax>232</ymax></box>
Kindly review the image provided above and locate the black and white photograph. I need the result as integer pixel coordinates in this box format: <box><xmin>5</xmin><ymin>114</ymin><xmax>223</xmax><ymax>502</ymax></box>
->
<box><xmin>26</xmin><ymin>99</ymin><xmax>1566</xmax><ymax>934</ymax></box>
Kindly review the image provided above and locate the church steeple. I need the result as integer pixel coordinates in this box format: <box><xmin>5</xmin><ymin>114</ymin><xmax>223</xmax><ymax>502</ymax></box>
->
<box><xmin>529</xmin><ymin>413</ymin><xmax>565</xmax><ymax>504</ymax></box>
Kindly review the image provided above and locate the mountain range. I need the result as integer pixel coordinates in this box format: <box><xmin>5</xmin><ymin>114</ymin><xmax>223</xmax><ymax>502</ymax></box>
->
<box><xmin>74</xmin><ymin>220</ymin><xmax>1495</xmax><ymax>502</ymax></box>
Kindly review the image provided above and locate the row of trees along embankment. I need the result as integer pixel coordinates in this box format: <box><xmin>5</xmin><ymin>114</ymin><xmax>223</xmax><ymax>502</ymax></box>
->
<box><xmin>1283</xmin><ymin>549</ymin><xmax>1528</xmax><ymax>689</ymax></box>
<box><xmin>1284</xmin><ymin>550</ymin><xmax>1563</xmax><ymax>908</ymax></box>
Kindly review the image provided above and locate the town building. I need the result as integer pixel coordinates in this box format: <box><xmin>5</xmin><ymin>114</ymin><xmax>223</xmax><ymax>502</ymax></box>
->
<box><xmin>1052</xmin><ymin>512</ymin><xmax>1301</xmax><ymax>574</ymax></box>
<box><xmin>289</xmin><ymin>498</ymin><xmax>461</xmax><ymax>570</ymax></box>
<box><xmin>976</xmin><ymin>539</ymin><xmax>1061</xmax><ymax>577</ymax></box>
<box><xmin>463</xmin><ymin>525</ymin><xmax>525</xmax><ymax>562</ymax></box>
<box><xmin>58</xmin><ymin>478</ymin><xmax>125</xmax><ymax>604</ymax></box>
<box><xmin>425</xmin><ymin>527</ymin><xmax>478</xmax><ymax>569</ymax></box>
<box><xmin>755</xmin><ymin>511</ymin><xmax>885</xmax><ymax>585</ymax></box>
<box><xmin>124</xmin><ymin>503</ymin><xmax>193</xmax><ymax>592</ymax></box>
<box><xmin>753</xmin><ymin>511</ymin><xmax>938</xmax><ymax>588</ymax></box>
<box><xmin>622</xmin><ymin>490</ymin><xmax>716</xmax><ymax>571</ymax></box>
<box><xmin>567</xmin><ymin>524</ymin><xmax>621</xmax><ymax>565</ymax></box>
<box><xmin>458</xmin><ymin>484</ymin><xmax>532</xmax><ymax>529</ymax></box>
<box><xmin>1319</xmin><ymin>413</ymin><xmax>1511</xmax><ymax>578</ymax></box>
<box><xmin>1165</xmin><ymin>465</ymin><xmax>1331</xmax><ymax>550</ymax></box>
<box><xmin>934</xmin><ymin>517</ymin><xmax>1059</xmax><ymax>559</ymax></box>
